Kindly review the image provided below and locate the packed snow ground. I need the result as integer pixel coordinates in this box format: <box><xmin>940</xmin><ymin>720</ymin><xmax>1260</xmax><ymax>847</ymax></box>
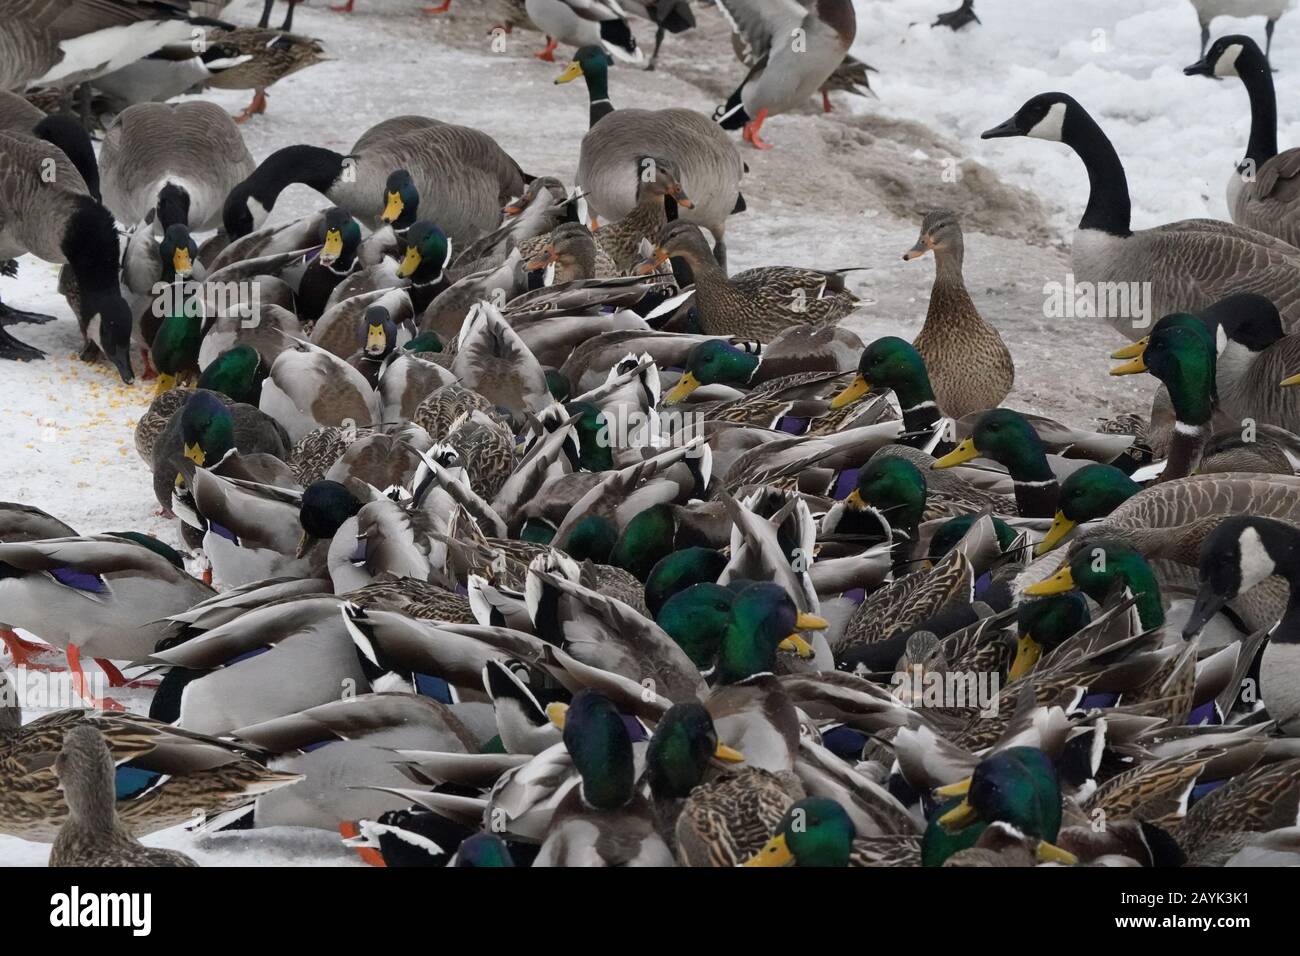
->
<box><xmin>1</xmin><ymin>0</ymin><xmax>1297</xmax><ymax>863</ymax></box>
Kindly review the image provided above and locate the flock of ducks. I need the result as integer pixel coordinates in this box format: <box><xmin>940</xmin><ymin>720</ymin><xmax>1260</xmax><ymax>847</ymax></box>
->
<box><xmin>2</xmin><ymin>0</ymin><xmax>1300</xmax><ymax>869</ymax></box>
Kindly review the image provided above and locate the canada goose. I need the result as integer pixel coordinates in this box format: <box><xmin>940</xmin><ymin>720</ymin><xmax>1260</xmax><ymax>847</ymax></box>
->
<box><xmin>1187</xmin><ymin>35</ymin><xmax>1300</xmax><ymax>246</ymax></box>
<box><xmin>712</xmin><ymin>0</ymin><xmax>856</xmax><ymax>149</ymax></box>
<box><xmin>258</xmin><ymin>0</ymin><xmax>303</xmax><ymax>31</ymax></box>
<box><xmin>222</xmin><ymin>117</ymin><xmax>529</xmax><ymax>243</ymax></box>
<box><xmin>983</xmin><ymin>93</ymin><xmax>1300</xmax><ymax>341</ymax></box>
<box><xmin>49</xmin><ymin>726</ymin><xmax>199</xmax><ymax>868</ymax></box>
<box><xmin>557</xmin><ymin>46</ymin><xmax>745</xmax><ymax>268</ymax></box>
<box><xmin>933</xmin><ymin>1</ymin><xmax>979</xmax><ymax>30</ymax></box>
<box><xmin>1189</xmin><ymin>0</ymin><xmax>1295</xmax><ymax>60</ymax></box>
<box><xmin>524</xmin><ymin>0</ymin><xmax>643</xmax><ymax>64</ymax></box>
<box><xmin>0</xmin><ymin>129</ymin><xmax>134</xmax><ymax>379</ymax></box>
<box><xmin>905</xmin><ymin>209</ymin><xmax>1014</xmax><ymax>419</ymax></box>
<box><xmin>100</xmin><ymin>100</ymin><xmax>255</xmax><ymax>233</ymax></box>
<box><xmin>1203</xmin><ymin>293</ymin><xmax>1300</xmax><ymax>432</ymax></box>
<box><xmin>621</xmin><ymin>0</ymin><xmax>694</xmax><ymax>71</ymax></box>
<box><xmin>0</xmin><ymin>0</ymin><xmax>197</xmax><ymax>92</ymax></box>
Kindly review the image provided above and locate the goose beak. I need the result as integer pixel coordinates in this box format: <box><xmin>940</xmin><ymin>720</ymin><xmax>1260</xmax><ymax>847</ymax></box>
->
<box><xmin>545</xmin><ymin>702</ymin><xmax>568</xmax><ymax>729</ymax></box>
<box><xmin>1024</xmin><ymin>566</ymin><xmax>1076</xmax><ymax>597</ymax></box>
<box><xmin>741</xmin><ymin>833</ymin><xmax>794</xmax><ymax>866</ymax></box>
<box><xmin>845</xmin><ymin>489</ymin><xmax>867</xmax><ymax>510</ymax></box>
<box><xmin>1184</xmin><ymin>59</ymin><xmax>1214</xmax><ymax>76</ymax></box>
<box><xmin>183</xmin><ymin>442</ymin><xmax>205</xmax><ymax>467</ymax></box>
<box><xmin>634</xmin><ymin>247</ymin><xmax>669</xmax><ymax>275</ymax></box>
<box><xmin>714</xmin><ymin>743</ymin><xmax>745</xmax><ymax>763</ymax></box>
<box><xmin>1110</xmin><ymin>354</ymin><xmax>1148</xmax><ymax>375</ymax></box>
<box><xmin>319</xmin><ymin>228</ymin><xmax>344</xmax><ymax>266</ymax></box>
<box><xmin>381</xmin><ymin>191</ymin><xmax>403</xmax><ymax>225</ymax></box>
<box><xmin>1110</xmin><ymin>337</ymin><xmax>1148</xmax><ymax>360</ymax></box>
<box><xmin>1008</xmin><ymin>634</ymin><xmax>1042</xmax><ymax>681</ymax></box>
<box><xmin>1281</xmin><ymin>372</ymin><xmax>1300</xmax><ymax>387</ymax></box>
<box><xmin>829</xmin><ymin>373</ymin><xmax>870</xmax><ymax>409</ymax></box>
<box><xmin>981</xmin><ymin>116</ymin><xmax>1023</xmax><ymax>139</ymax></box>
<box><xmin>1034</xmin><ymin>511</ymin><xmax>1076</xmax><ymax>556</ymax></box>
<box><xmin>1183</xmin><ymin>585</ymin><xmax>1227</xmax><ymax>639</ymax></box>
<box><xmin>397</xmin><ymin>245</ymin><xmax>422</xmax><ymax>278</ymax></box>
<box><xmin>663</xmin><ymin>371</ymin><xmax>700</xmax><ymax>405</ymax></box>
<box><xmin>932</xmin><ymin>438</ymin><xmax>979</xmax><ymax>469</ymax></box>
<box><xmin>555</xmin><ymin>61</ymin><xmax>583</xmax><ymax>84</ymax></box>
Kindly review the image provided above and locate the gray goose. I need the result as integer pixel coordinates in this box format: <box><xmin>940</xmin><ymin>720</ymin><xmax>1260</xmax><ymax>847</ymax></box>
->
<box><xmin>712</xmin><ymin>0</ymin><xmax>856</xmax><ymax>149</ymax></box>
<box><xmin>0</xmin><ymin>124</ymin><xmax>133</xmax><ymax>378</ymax></box>
<box><xmin>49</xmin><ymin>725</ymin><xmax>198</xmax><ymax>868</ymax></box>
<box><xmin>100</xmin><ymin>100</ymin><xmax>255</xmax><ymax>232</ymax></box>
<box><xmin>1189</xmin><ymin>0</ymin><xmax>1295</xmax><ymax>61</ymax></box>
<box><xmin>558</xmin><ymin>46</ymin><xmax>745</xmax><ymax>268</ymax></box>
<box><xmin>222</xmin><ymin>116</ymin><xmax>529</xmax><ymax>244</ymax></box>
<box><xmin>1187</xmin><ymin>35</ymin><xmax>1300</xmax><ymax>248</ymax></box>
<box><xmin>984</xmin><ymin>93</ymin><xmax>1300</xmax><ymax>342</ymax></box>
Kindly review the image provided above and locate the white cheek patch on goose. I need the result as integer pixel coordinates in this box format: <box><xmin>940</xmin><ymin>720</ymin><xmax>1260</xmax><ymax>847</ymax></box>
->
<box><xmin>1027</xmin><ymin>102</ymin><xmax>1067</xmax><ymax>142</ymax></box>
<box><xmin>1216</xmin><ymin>324</ymin><xmax>1228</xmax><ymax>356</ymax></box>
<box><xmin>247</xmin><ymin>197</ymin><xmax>269</xmax><ymax>228</ymax></box>
<box><xmin>1216</xmin><ymin>44</ymin><xmax>1244</xmax><ymax>77</ymax></box>
<box><xmin>1239</xmin><ymin>526</ymin><xmax>1276</xmax><ymax>590</ymax></box>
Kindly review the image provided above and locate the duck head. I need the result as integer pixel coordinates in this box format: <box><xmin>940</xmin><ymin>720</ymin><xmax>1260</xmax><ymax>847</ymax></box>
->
<box><xmin>1010</xmin><ymin>592</ymin><xmax>1092</xmax><ymax>680</ymax></box>
<box><xmin>743</xmin><ymin>797</ymin><xmax>856</xmax><ymax>867</ymax></box>
<box><xmin>318</xmin><ymin>207</ymin><xmax>362</xmax><ymax>268</ymax></box>
<box><xmin>1025</xmin><ymin>538</ymin><xmax>1164</xmax><ymax>630</ymax></box>
<box><xmin>644</xmin><ymin>700</ymin><xmax>744</xmax><ymax>801</ymax></box>
<box><xmin>714</xmin><ymin>582</ymin><xmax>828</xmax><ymax>685</ymax></box>
<box><xmin>664</xmin><ymin>339</ymin><xmax>761</xmax><ymax>405</ymax></box>
<box><xmin>846</xmin><ymin>455</ymin><xmax>926</xmax><ymax>537</ymax></box>
<box><xmin>1037</xmin><ymin>463</ymin><xmax>1141</xmax><ymax>556</ymax></box>
<box><xmin>831</xmin><ymin>335</ymin><xmax>935</xmax><ymax>411</ymax></box>
<box><xmin>397</xmin><ymin>221</ymin><xmax>451</xmax><ymax>281</ymax></box>
<box><xmin>381</xmin><ymin>169</ymin><xmax>419</xmax><ymax>230</ymax></box>
<box><xmin>547</xmin><ymin>689</ymin><xmax>635</xmax><ymax>810</ymax></box>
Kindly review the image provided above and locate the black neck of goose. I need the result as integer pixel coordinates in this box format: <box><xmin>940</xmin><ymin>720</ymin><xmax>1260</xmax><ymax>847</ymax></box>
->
<box><xmin>1256</xmin><ymin>523</ymin><xmax>1300</xmax><ymax>643</ymax></box>
<box><xmin>60</xmin><ymin>197</ymin><xmax>122</xmax><ymax>308</ymax></box>
<box><xmin>1277</xmin><ymin>573</ymin><xmax>1300</xmax><ymax>645</ymax></box>
<box><xmin>583</xmin><ymin>69</ymin><xmax>615</xmax><ymax>127</ymax></box>
<box><xmin>248</xmin><ymin>145</ymin><xmax>346</xmax><ymax>209</ymax></box>
<box><xmin>1237</xmin><ymin>45</ymin><xmax>1279</xmax><ymax>167</ymax></box>
<box><xmin>1068</xmin><ymin>109</ymin><xmax>1133</xmax><ymax>237</ymax></box>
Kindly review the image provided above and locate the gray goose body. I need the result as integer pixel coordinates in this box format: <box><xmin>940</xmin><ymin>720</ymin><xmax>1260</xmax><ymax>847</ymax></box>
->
<box><xmin>0</xmin><ymin>0</ymin><xmax>196</xmax><ymax>92</ymax></box>
<box><xmin>100</xmin><ymin>100</ymin><xmax>255</xmax><ymax>231</ymax></box>
<box><xmin>226</xmin><ymin>117</ymin><xmax>528</xmax><ymax>243</ymax></box>
<box><xmin>0</xmin><ymin>130</ymin><xmax>88</xmax><ymax>262</ymax></box>
<box><xmin>1216</xmin><ymin>326</ymin><xmax>1300</xmax><ymax>430</ymax></box>
<box><xmin>714</xmin><ymin>0</ymin><xmax>855</xmax><ymax>121</ymax></box>
<box><xmin>0</xmin><ymin>88</ymin><xmax>43</xmax><ymax>131</ymax></box>
<box><xmin>985</xmin><ymin>93</ymin><xmax>1300</xmax><ymax>342</ymax></box>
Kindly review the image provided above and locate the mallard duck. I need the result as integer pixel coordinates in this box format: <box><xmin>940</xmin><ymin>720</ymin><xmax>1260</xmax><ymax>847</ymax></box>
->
<box><xmin>298</xmin><ymin>208</ymin><xmax>365</xmax><ymax>324</ymax></box>
<box><xmin>49</xmin><ymin>725</ymin><xmax>197</xmax><ymax>867</ymax></box>
<box><xmin>742</xmin><ymin>796</ymin><xmax>930</xmax><ymax>867</ymax></box>
<box><xmin>99</xmin><ymin>100</ymin><xmax>255</xmax><ymax>232</ymax></box>
<box><xmin>524</xmin><ymin>0</ymin><xmax>642</xmax><ymax>63</ymax></box>
<box><xmin>199</xmin><ymin>25</ymin><xmax>327</xmax><ymax>123</ymax></box>
<box><xmin>712</xmin><ymin>0</ymin><xmax>856</xmax><ymax>149</ymax></box>
<box><xmin>1185</xmin><ymin>516</ymin><xmax>1300</xmax><ymax>734</ymax></box>
<box><xmin>819</xmin><ymin>54</ymin><xmax>877</xmax><ymax>113</ymax></box>
<box><xmin>557</xmin><ymin>46</ymin><xmax>745</xmax><ymax>267</ymax></box>
<box><xmin>905</xmin><ymin>211</ymin><xmax>1014</xmax><ymax>419</ymax></box>
<box><xmin>0</xmin><ymin>126</ymin><xmax>132</xmax><ymax>377</ymax></box>
<box><xmin>223</xmin><ymin>117</ymin><xmax>529</xmax><ymax>242</ymax></box>
<box><xmin>0</xmin><ymin>670</ymin><xmax>300</xmax><ymax>844</ymax></box>
<box><xmin>1178</xmin><ymin>755</ymin><xmax>1300</xmax><ymax>865</ymax></box>
<box><xmin>829</xmin><ymin>336</ymin><xmax>955</xmax><ymax>450</ymax></box>
<box><xmin>932</xmin><ymin>409</ymin><xmax>1060</xmax><ymax>518</ymax></box>
<box><xmin>177</xmin><ymin>391</ymin><xmax>298</xmax><ymax>489</ymax></box>
<box><xmin>1025</xmin><ymin>538</ymin><xmax>1167</xmax><ymax>631</ymax></box>
<box><xmin>983</xmin><ymin>93</ymin><xmax>1300</xmax><ymax>340</ymax></box>
<box><xmin>523</xmin><ymin>222</ymin><xmax>617</xmax><ymax>283</ymax></box>
<box><xmin>449</xmin><ymin>302</ymin><xmax>551</xmax><ymax>423</ymax></box>
<box><xmin>259</xmin><ymin>336</ymin><xmax>382</xmax><ymax>443</ymax></box>
<box><xmin>0</xmin><ymin>536</ymin><xmax>214</xmax><ymax>710</ymax></box>
<box><xmin>638</xmin><ymin>222</ymin><xmax>859</xmax><ymax>340</ymax></box>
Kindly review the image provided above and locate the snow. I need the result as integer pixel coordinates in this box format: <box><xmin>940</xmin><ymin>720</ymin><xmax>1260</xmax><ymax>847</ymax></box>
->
<box><xmin>1</xmin><ymin>0</ymin><xmax>1296</xmax><ymax>863</ymax></box>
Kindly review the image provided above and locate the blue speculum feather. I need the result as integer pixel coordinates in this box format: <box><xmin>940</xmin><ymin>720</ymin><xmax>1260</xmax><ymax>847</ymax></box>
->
<box><xmin>49</xmin><ymin>566</ymin><xmax>106</xmax><ymax>592</ymax></box>
<box><xmin>115</xmin><ymin>766</ymin><xmax>161</xmax><ymax>800</ymax></box>
<box><xmin>415</xmin><ymin>673</ymin><xmax>454</xmax><ymax>703</ymax></box>
<box><xmin>831</xmin><ymin>467</ymin><xmax>859</xmax><ymax>501</ymax></box>
<box><xmin>776</xmin><ymin>415</ymin><xmax>809</xmax><ymax>435</ymax></box>
<box><xmin>208</xmin><ymin>522</ymin><xmax>239</xmax><ymax>543</ymax></box>
<box><xmin>1186</xmin><ymin>700</ymin><xmax>1217</xmax><ymax>726</ymax></box>
<box><xmin>228</xmin><ymin>646</ymin><xmax>271</xmax><ymax>666</ymax></box>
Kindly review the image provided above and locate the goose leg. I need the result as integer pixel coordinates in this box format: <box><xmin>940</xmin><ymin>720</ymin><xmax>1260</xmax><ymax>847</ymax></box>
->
<box><xmin>645</xmin><ymin>25</ymin><xmax>666</xmax><ymax>71</ymax></box>
<box><xmin>259</xmin><ymin>0</ymin><xmax>274</xmax><ymax>28</ymax></box>
<box><xmin>66</xmin><ymin>645</ymin><xmax>125</xmax><ymax>712</ymax></box>
<box><xmin>710</xmin><ymin>232</ymin><xmax>727</xmax><ymax>271</ymax></box>
<box><xmin>423</xmin><ymin>0</ymin><xmax>453</xmax><ymax>12</ymax></box>
<box><xmin>282</xmin><ymin>0</ymin><xmax>297</xmax><ymax>31</ymax></box>
<box><xmin>535</xmin><ymin>36</ymin><xmax>558</xmax><ymax>61</ymax></box>
<box><xmin>1266</xmin><ymin>18</ymin><xmax>1278</xmax><ymax>68</ymax></box>
<box><xmin>0</xmin><ymin>325</ymin><xmax>45</xmax><ymax>362</ymax></box>
<box><xmin>0</xmin><ymin>629</ymin><xmax>61</xmax><ymax>671</ymax></box>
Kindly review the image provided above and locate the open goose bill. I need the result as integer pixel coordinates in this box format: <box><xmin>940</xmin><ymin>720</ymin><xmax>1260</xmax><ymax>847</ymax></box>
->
<box><xmin>663</xmin><ymin>371</ymin><xmax>700</xmax><ymax>405</ymax></box>
<box><xmin>932</xmin><ymin>437</ymin><xmax>980</xmax><ymax>469</ymax></box>
<box><xmin>1024</xmin><ymin>566</ymin><xmax>1076</xmax><ymax>597</ymax></box>
<box><xmin>741</xmin><ymin>832</ymin><xmax>795</xmax><ymax>866</ymax></box>
<box><xmin>554</xmin><ymin>61</ymin><xmax>583</xmax><ymax>84</ymax></box>
<box><xmin>829</xmin><ymin>374</ymin><xmax>870</xmax><ymax>409</ymax></box>
<box><xmin>398</xmin><ymin>246</ymin><xmax>422</xmax><ymax>278</ymax></box>
<box><xmin>1034</xmin><ymin>511</ymin><xmax>1076</xmax><ymax>556</ymax></box>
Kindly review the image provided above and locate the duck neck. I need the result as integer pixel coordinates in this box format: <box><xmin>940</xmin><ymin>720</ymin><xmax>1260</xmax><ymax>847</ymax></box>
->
<box><xmin>1067</xmin><ymin>109</ymin><xmax>1133</xmax><ymax>237</ymax></box>
<box><xmin>1002</xmin><ymin>443</ymin><xmax>1059</xmax><ymax>518</ymax></box>
<box><xmin>1160</xmin><ymin>424</ymin><xmax>1206</xmax><ymax>482</ymax></box>
<box><xmin>1237</xmin><ymin>46</ymin><xmax>1279</xmax><ymax>168</ymax></box>
<box><xmin>932</xmin><ymin>246</ymin><xmax>966</xmax><ymax>287</ymax></box>
<box><xmin>583</xmin><ymin>69</ymin><xmax>615</xmax><ymax>127</ymax></box>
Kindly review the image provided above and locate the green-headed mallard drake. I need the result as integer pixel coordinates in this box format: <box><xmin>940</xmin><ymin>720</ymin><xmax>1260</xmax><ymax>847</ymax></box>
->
<box><xmin>905</xmin><ymin>210</ymin><xmax>1014</xmax><ymax>419</ymax></box>
<box><xmin>176</xmin><ymin>390</ymin><xmax>298</xmax><ymax>490</ymax></box>
<box><xmin>932</xmin><ymin>409</ymin><xmax>1060</xmax><ymax>518</ymax></box>
<box><xmin>1025</xmin><ymin>538</ymin><xmax>1167</xmax><ymax>632</ymax></box>
<box><xmin>1008</xmin><ymin>592</ymin><xmax>1092</xmax><ymax>681</ymax></box>
<box><xmin>712</xmin><ymin>0</ymin><xmax>856</xmax><ymax>150</ymax></box>
<box><xmin>49</xmin><ymin>725</ymin><xmax>197</xmax><ymax>868</ymax></box>
<box><xmin>1110</xmin><ymin>313</ymin><xmax>1217</xmax><ymax>481</ymax></box>
<box><xmin>829</xmin><ymin>336</ymin><xmax>951</xmax><ymax>450</ymax></box>
<box><xmin>0</xmin><ymin>671</ymin><xmax>299</xmax><ymax>844</ymax></box>
<box><xmin>1034</xmin><ymin>463</ymin><xmax>1141</xmax><ymax>557</ymax></box>
<box><xmin>661</xmin><ymin>330</ymin><xmax>861</xmax><ymax>407</ymax></box>
<box><xmin>534</xmin><ymin>689</ymin><xmax>674</xmax><ymax>866</ymax></box>
<box><xmin>557</xmin><ymin>45</ymin><xmax>745</xmax><ymax>267</ymax></box>
<box><xmin>638</xmin><ymin>221</ymin><xmax>860</xmax><ymax>340</ymax></box>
